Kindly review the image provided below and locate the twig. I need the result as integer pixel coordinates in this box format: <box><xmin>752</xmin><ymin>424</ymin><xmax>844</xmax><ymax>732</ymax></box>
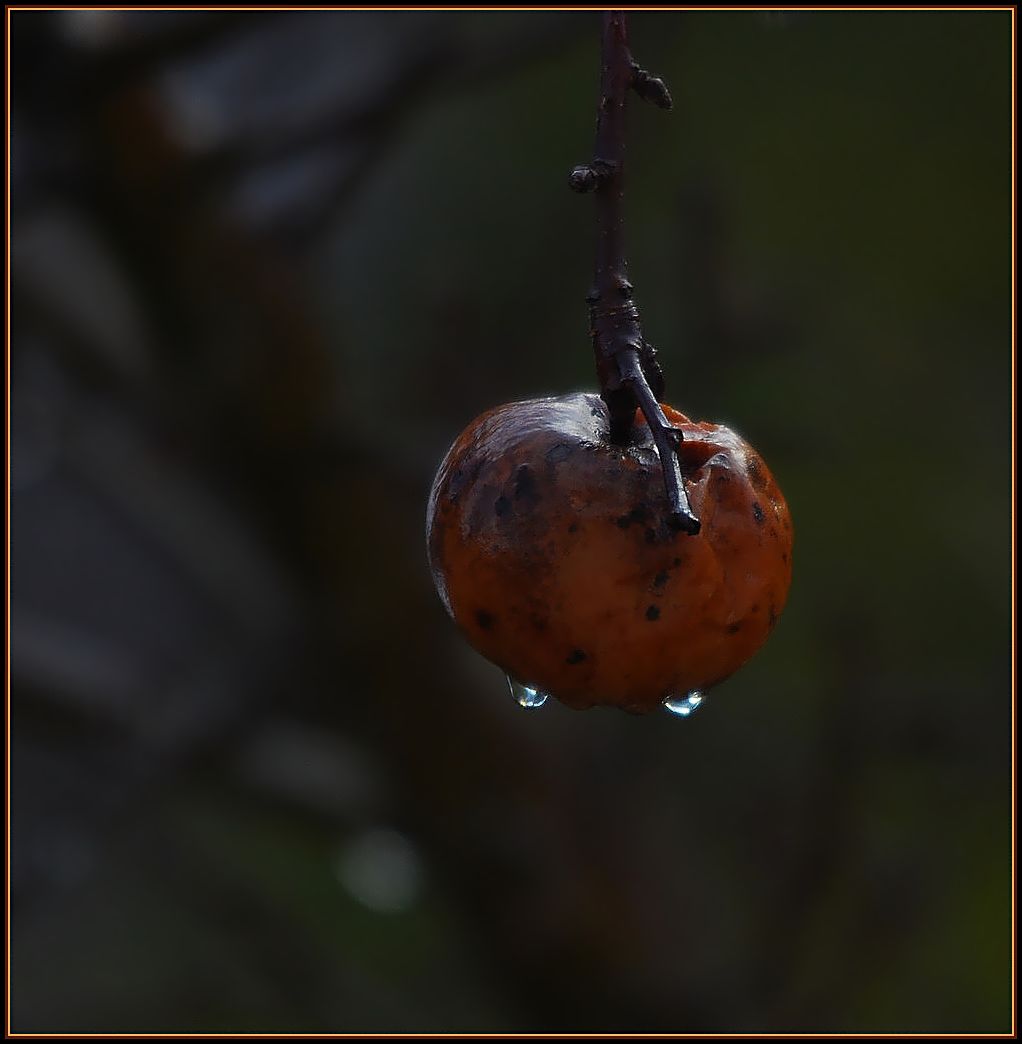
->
<box><xmin>570</xmin><ymin>11</ymin><xmax>699</xmax><ymax>535</ymax></box>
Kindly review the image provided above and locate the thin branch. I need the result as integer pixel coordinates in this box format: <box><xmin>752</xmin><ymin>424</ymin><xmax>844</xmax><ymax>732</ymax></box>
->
<box><xmin>570</xmin><ymin>11</ymin><xmax>699</xmax><ymax>535</ymax></box>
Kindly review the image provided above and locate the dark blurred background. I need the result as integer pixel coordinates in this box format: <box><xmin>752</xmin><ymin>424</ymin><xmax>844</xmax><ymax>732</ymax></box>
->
<box><xmin>9</xmin><ymin>9</ymin><xmax>1013</xmax><ymax>1034</ymax></box>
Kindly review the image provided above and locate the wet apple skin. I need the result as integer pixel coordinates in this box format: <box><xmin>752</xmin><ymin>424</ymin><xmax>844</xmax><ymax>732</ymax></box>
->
<box><xmin>427</xmin><ymin>392</ymin><xmax>793</xmax><ymax>713</ymax></box>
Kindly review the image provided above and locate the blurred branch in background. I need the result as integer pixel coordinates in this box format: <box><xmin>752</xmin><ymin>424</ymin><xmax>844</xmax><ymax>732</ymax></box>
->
<box><xmin>9</xmin><ymin>8</ymin><xmax>1013</xmax><ymax>1035</ymax></box>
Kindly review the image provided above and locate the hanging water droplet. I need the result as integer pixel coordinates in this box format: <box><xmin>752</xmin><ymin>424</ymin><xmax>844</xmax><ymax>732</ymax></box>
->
<box><xmin>506</xmin><ymin>675</ymin><xmax>549</xmax><ymax>709</ymax></box>
<box><xmin>663</xmin><ymin>690</ymin><xmax>704</xmax><ymax>718</ymax></box>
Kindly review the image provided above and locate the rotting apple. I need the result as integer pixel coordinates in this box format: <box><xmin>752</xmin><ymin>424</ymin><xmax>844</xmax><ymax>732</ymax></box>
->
<box><xmin>426</xmin><ymin>392</ymin><xmax>792</xmax><ymax>714</ymax></box>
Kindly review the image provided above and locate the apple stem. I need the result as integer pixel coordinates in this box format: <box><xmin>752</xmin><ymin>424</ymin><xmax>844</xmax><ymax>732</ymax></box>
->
<box><xmin>569</xmin><ymin>11</ymin><xmax>700</xmax><ymax>535</ymax></box>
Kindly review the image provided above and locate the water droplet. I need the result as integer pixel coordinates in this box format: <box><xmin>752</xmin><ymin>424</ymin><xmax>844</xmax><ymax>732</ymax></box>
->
<box><xmin>663</xmin><ymin>691</ymin><xmax>704</xmax><ymax>718</ymax></box>
<box><xmin>506</xmin><ymin>675</ymin><xmax>549</xmax><ymax>709</ymax></box>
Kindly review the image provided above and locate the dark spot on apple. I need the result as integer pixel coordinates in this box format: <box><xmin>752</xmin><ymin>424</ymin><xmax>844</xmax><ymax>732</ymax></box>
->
<box><xmin>752</xmin><ymin>502</ymin><xmax>765</xmax><ymax>525</ymax></box>
<box><xmin>645</xmin><ymin>605</ymin><xmax>660</xmax><ymax>621</ymax></box>
<box><xmin>514</xmin><ymin>464</ymin><xmax>539</xmax><ymax>506</ymax></box>
<box><xmin>566</xmin><ymin>649</ymin><xmax>587</xmax><ymax>665</ymax></box>
<box><xmin>747</xmin><ymin>458</ymin><xmax>768</xmax><ymax>491</ymax></box>
<box><xmin>475</xmin><ymin>610</ymin><xmax>496</xmax><ymax>629</ymax></box>
<box><xmin>494</xmin><ymin>495</ymin><xmax>511</xmax><ymax>517</ymax></box>
<box><xmin>726</xmin><ymin>622</ymin><xmax>742</xmax><ymax>634</ymax></box>
<box><xmin>616</xmin><ymin>504</ymin><xmax>649</xmax><ymax>529</ymax></box>
<box><xmin>653</xmin><ymin>570</ymin><xmax>669</xmax><ymax>590</ymax></box>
